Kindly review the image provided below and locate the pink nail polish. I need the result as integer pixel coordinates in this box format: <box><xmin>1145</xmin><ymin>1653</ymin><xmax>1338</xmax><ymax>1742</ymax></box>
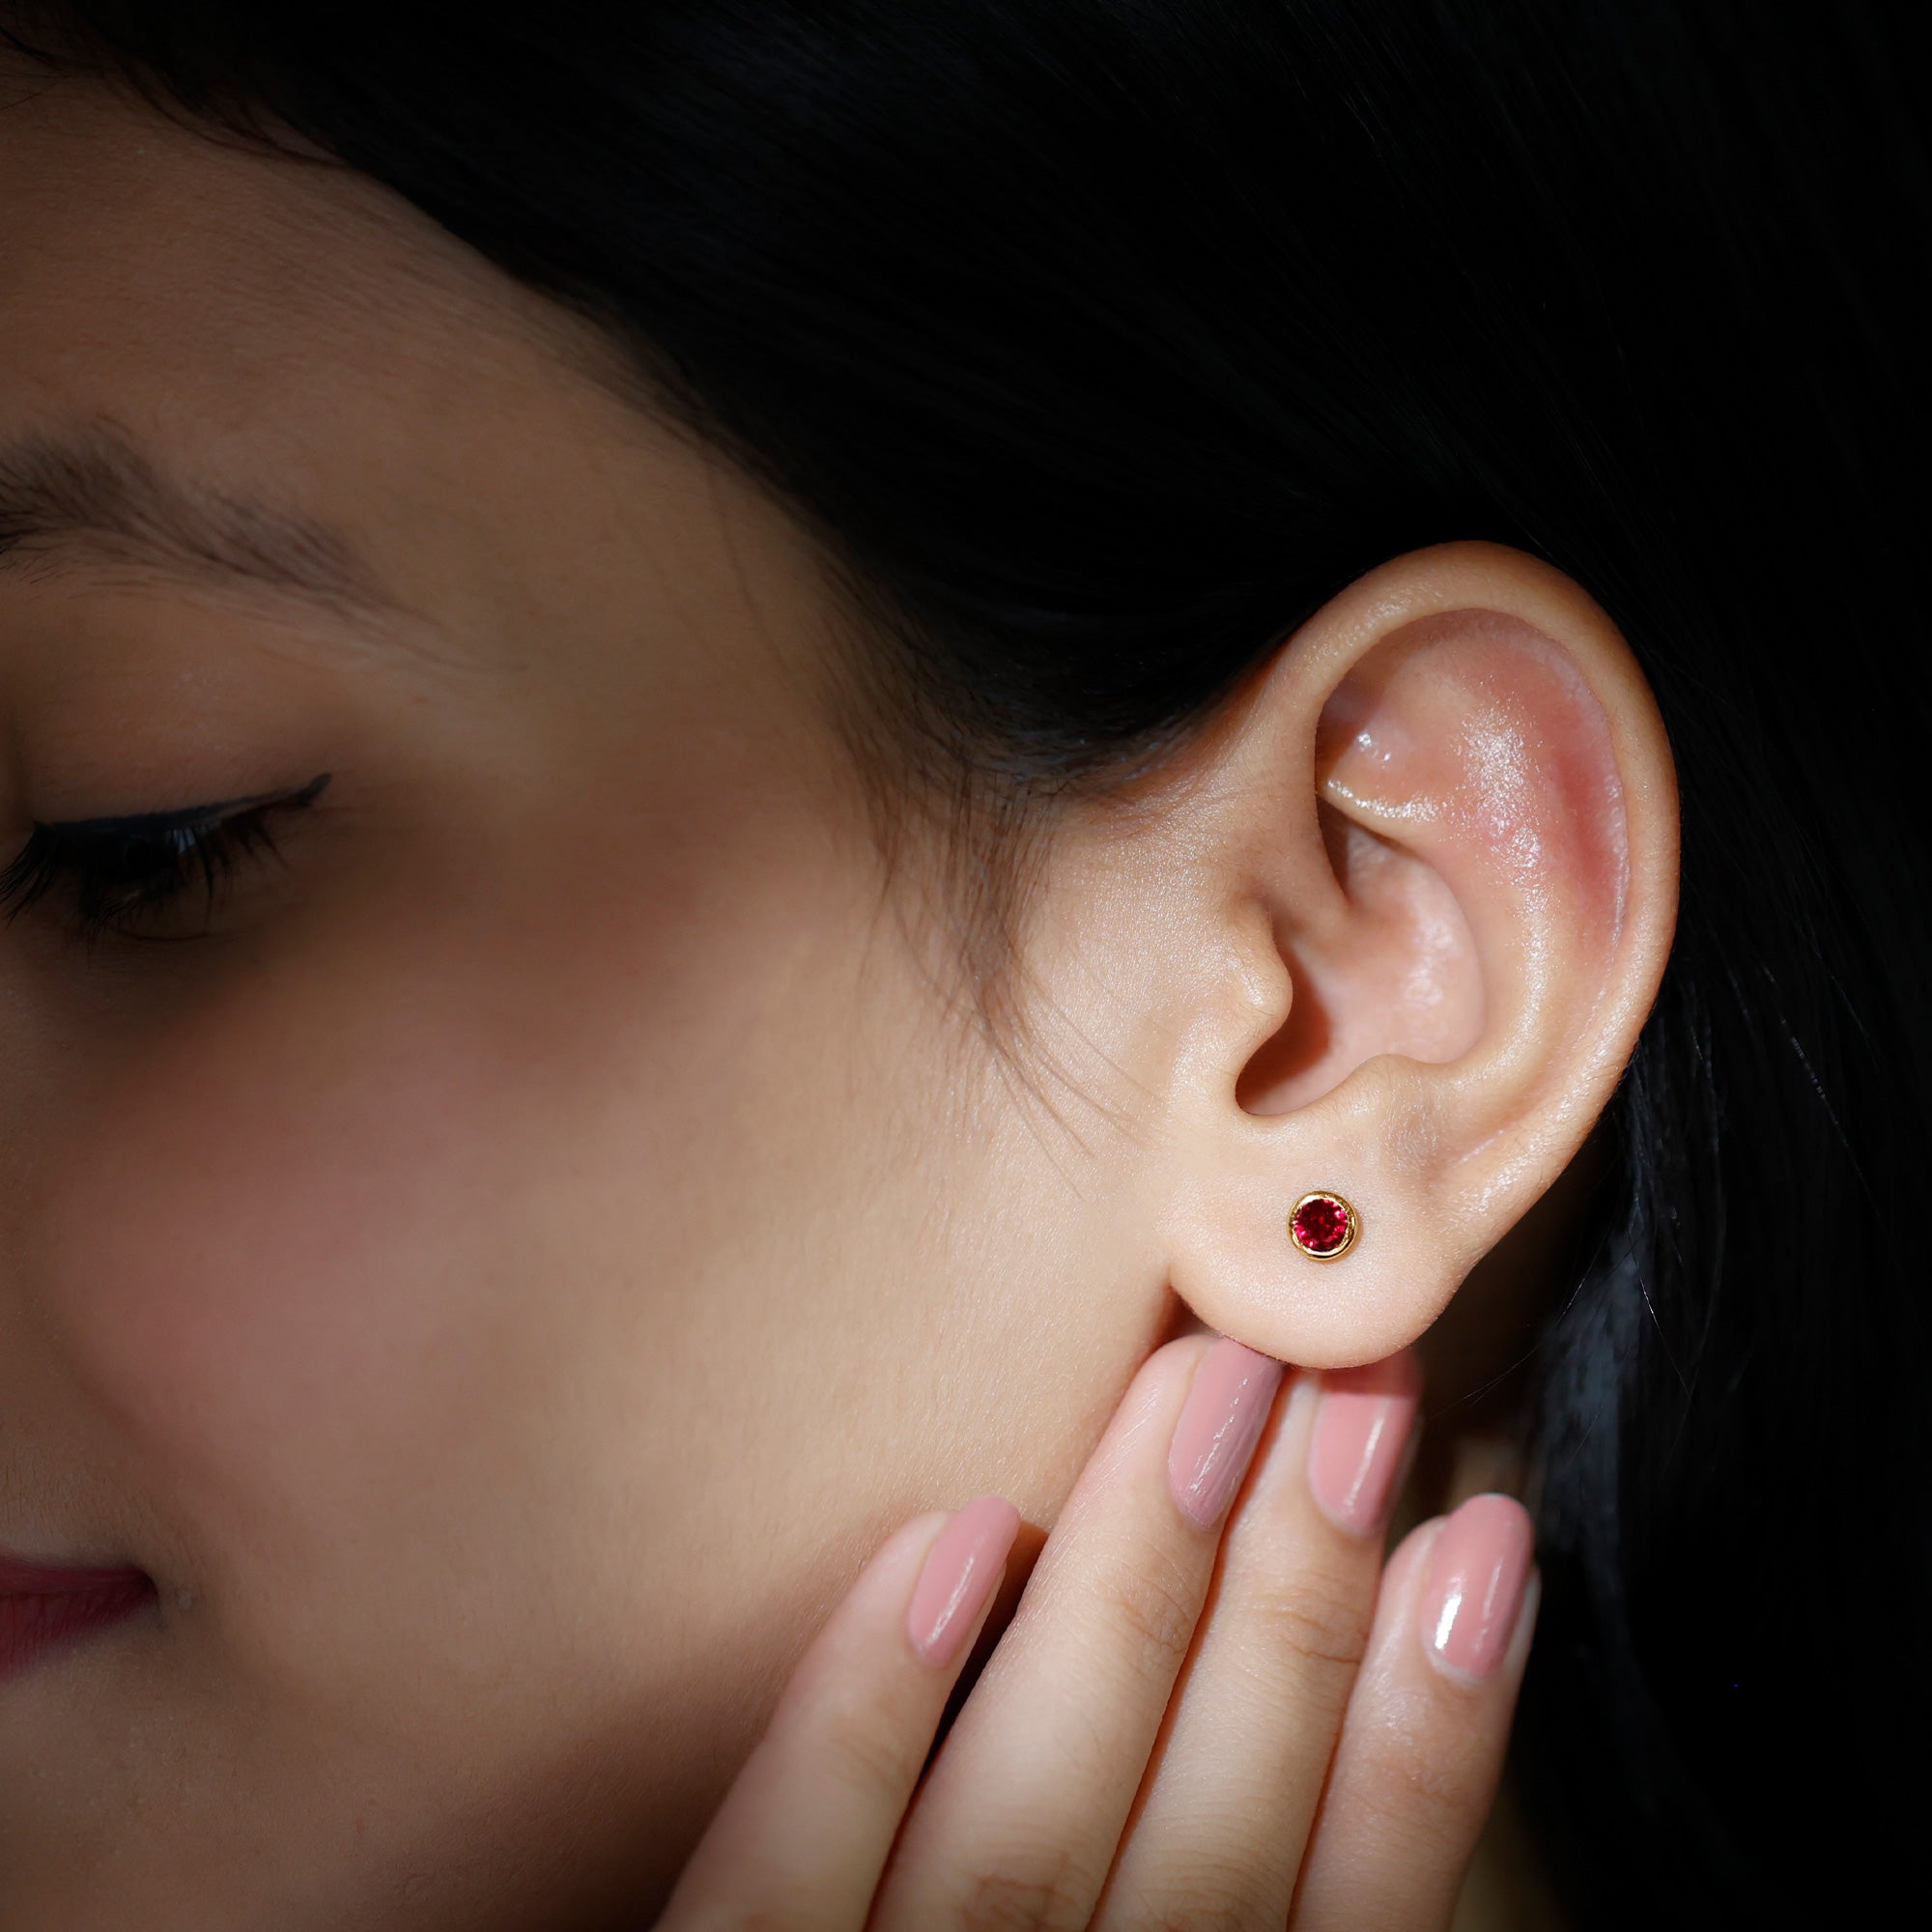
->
<box><xmin>1167</xmin><ymin>1337</ymin><xmax>1287</xmax><ymax>1529</ymax></box>
<box><xmin>906</xmin><ymin>1495</ymin><xmax>1021</xmax><ymax>1669</ymax></box>
<box><xmin>1419</xmin><ymin>1493</ymin><xmax>1534</xmax><ymax>1681</ymax></box>
<box><xmin>1306</xmin><ymin>1351</ymin><xmax>1422</xmax><ymax>1536</ymax></box>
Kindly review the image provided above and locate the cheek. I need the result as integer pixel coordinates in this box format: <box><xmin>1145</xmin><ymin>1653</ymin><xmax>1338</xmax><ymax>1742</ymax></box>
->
<box><xmin>39</xmin><ymin>965</ymin><xmax>535</xmax><ymax>1578</ymax></box>
<box><xmin>25</xmin><ymin>815</ymin><xmax>907</xmax><ymax>1658</ymax></box>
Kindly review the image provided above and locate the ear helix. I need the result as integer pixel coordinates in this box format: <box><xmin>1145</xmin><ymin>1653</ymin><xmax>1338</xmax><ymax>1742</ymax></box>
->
<box><xmin>1289</xmin><ymin>1188</ymin><xmax>1359</xmax><ymax>1261</ymax></box>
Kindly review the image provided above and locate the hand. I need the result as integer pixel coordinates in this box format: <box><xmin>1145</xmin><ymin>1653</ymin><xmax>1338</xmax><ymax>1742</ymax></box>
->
<box><xmin>657</xmin><ymin>1333</ymin><xmax>1538</xmax><ymax>1929</ymax></box>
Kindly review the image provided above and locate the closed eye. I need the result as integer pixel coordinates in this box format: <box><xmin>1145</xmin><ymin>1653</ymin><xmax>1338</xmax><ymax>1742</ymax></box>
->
<box><xmin>0</xmin><ymin>770</ymin><xmax>331</xmax><ymax>945</ymax></box>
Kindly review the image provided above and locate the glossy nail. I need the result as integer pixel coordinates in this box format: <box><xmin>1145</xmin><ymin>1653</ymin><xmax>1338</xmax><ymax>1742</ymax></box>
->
<box><xmin>906</xmin><ymin>1494</ymin><xmax>1020</xmax><ymax>1668</ymax></box>
<box><xmin>1167</xmin><ymin>1337</ymin><xmax>1287</xmax><ymax>1529</ymax></box>
<box><xmin>1419</xmin><ymin>1492</ymin><xmax>1535</xmax><ymax>1681</ymax></box>
<box><xmin>1306</xmin><ymin>1350</ymin><xmax>1422</xmax><ymax>1536</ymax></box>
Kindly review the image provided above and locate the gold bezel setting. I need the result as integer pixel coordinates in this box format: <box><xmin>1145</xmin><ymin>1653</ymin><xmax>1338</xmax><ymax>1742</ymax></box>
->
<box><xmin>1289</xmin><ymin>1189</ymin><xmax>1358</xmax><ymax>1261</ymax></box>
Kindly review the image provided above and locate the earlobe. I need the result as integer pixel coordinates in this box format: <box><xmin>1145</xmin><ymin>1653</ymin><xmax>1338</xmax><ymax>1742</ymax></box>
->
<box><xmin>1154</xmin><ymin>541</ymin><xmax>1679</xmax><ymax>1368</ymax></box>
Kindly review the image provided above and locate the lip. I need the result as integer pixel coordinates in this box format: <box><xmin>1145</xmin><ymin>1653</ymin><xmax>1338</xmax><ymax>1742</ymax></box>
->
<box><xmin>1</xmin><ymin>1552</ymin><xmax>155</xmax><ymax>1687</ymax></box>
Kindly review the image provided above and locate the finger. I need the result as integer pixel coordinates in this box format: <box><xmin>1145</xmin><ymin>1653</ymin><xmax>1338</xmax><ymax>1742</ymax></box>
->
<box><xmin>1093</xmin><ymin>1351</ymin><xmax>1421</xmax><ymax>1931</ymax></box>
<box><xmin>657</xmin><ymin>1495</ymin><xmax>1022</xmax><ymax>1932</ymax></box>
<box><xmin>871</xmin><ymin>1334</ymin><xmax>1287</xmax><ymax>1932</ymax></box>
<box><xmin>1289</xmin><ymin>1493</ymin><xmax>1540</xmax><ymax>1932</ymax></box>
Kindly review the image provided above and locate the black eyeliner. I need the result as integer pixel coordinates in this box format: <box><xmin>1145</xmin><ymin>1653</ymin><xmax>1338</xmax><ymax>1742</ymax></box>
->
<box><xmin>52</xmin><ymin>768</ymin><xmax>333</xmax><ymax>838</ymax></box>
<box><xmin>0</xmin><ymin>770</ymin><xmax>332</xmax><ymax>935</ymax></box>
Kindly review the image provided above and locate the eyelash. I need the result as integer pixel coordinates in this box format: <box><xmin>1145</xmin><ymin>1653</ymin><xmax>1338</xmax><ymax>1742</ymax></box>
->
<box><xmin>0</xmin><ymin>771</ymin><xmax>332</xmax><ymax>945</ymax></box>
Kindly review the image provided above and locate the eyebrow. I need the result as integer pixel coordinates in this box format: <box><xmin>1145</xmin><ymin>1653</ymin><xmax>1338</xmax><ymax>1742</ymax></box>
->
<box><xmin>0</xmin><ymin>421</ymin><xmax>411</xmax><ymax>627</ymax></box>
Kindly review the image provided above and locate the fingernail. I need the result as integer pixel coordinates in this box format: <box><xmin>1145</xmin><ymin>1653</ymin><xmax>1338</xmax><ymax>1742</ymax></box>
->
<box><xmin>1306</xmin><ymin>1350</ymin><xmax>1422</xmax><ymax>1536</ymax></box>
<box><xmin>1167</xmin><ymin>1337</ymin><xmax>1287</xmax><ymax>1529</ymax></box>
<box><xmin>906</xmin><ymin>1495</ymin><xmax>1021</xmax><ymax>1669</ymax></box>
<box><xmin>1419</xmin><ymin>1492</ymin><xmax>1535</xmax><ymax>1682</ymax></box>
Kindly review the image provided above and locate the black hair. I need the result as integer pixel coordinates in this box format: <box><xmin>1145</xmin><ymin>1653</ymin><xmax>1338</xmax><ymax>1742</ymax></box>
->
<box><xmin>4</xmin><ymin>4</ymin><xmax>1924</xmax><ymax>1923</ymax></box>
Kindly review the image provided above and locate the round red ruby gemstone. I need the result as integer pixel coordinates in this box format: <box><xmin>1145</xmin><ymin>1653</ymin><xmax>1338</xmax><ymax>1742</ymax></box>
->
<box><xmin>1292</xmin><ymin>1194</ymin><xmax>1351</xmax><ymax>1256</ymax></box>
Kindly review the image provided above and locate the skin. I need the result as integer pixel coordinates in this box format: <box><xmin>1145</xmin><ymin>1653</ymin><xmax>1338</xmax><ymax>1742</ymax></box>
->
<box><xmin>0</xmin><ymin>66</ymin><xmax>1678</xmax><ymax>1931</ymax></box>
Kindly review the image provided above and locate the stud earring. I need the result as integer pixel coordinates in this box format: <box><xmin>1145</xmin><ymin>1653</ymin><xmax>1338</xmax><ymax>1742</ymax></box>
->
<box><xmin>1289</xmin><ymin>1189</ymin><xmax>1358</xmax><ymax>1261</ymax></box>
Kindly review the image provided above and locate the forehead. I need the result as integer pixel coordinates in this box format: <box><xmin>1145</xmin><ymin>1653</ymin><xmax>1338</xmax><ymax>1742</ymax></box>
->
<box><xmin>0</xmin><ymin>62</ymin><xmax>609</xmax><ymax>415</ymax></box>
<box><xmin>0</xmin><ymin>65</ymin><xmax>778</xmax><ymax>685</ymax></box>
<box><xmin>0</xmin><ymin>62</ymin><xmax>853</xmax><ymax>798</ymax></box>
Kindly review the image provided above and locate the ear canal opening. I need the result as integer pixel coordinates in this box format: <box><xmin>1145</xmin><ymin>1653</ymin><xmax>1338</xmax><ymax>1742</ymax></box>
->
<box><xmin>1236</xmin><ymin>801</ymin><xmax>1481</xmax><ymax>1118</ymax></box>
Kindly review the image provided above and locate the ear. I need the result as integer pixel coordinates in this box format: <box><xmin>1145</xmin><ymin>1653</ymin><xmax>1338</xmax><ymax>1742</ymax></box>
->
<box><xmin>1126</xmin><ymin>540</ymin><xmax>1678</xmax><ymax>1367</ymax></box>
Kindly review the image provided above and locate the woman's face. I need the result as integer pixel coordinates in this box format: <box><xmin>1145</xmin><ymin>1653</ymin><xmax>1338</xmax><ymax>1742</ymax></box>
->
<box><xmin>1</xmin><ymin>74</ymin><xmax>1170</xmax><ymax>1925</ymax></box>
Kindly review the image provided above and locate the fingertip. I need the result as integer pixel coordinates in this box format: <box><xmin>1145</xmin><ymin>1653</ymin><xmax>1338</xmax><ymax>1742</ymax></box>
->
<box><xmin>1417</xmin><ymin>1492</ymin><xmax>1537</xmax><ymax>1687</ymax></box>
<box><xmin>905</xmin><ymin>1493</ymin><xmax>1021</xmax><ymax>1669</ymax></box>
<box><xmin>1502</xmin><ymin>1564</ymin><xmax>1543</xmax><ymax>1676</ymax></box>
<box><xmin>850</xmin><ymin>1508</ymin><xmax>956</xmax><ymax>1605</ymax></box>
<box><xmin>1320</xmin><ymin>1343</ymin><xmax>1425</xmax><ymax>1402</ymax></box>
<box><xmin>889</xmin><ymin>1507</ymin><xmax>958</xmax><ymax>1561</ymax></box>
<box><xmin>1381</xmin><ymin>1510</ymin><xmax>1448</xmax><ymax>1591</ymax></box>
<box><xmin>1140</xmin><ymin>1327</ymin><xmax>1225</xmax><ymax>1401</ymax></box>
